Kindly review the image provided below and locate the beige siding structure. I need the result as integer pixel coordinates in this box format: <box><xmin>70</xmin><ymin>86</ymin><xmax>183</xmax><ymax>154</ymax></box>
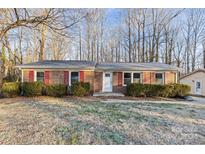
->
<box><xmin>180</xmin><ymin>69</ymin><xmax>205</xmax><ymax>96</ymax></box>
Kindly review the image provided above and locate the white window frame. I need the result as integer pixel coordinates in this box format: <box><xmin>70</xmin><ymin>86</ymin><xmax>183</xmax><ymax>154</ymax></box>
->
<box><xmin>34</xmin><ymin>70</ymin><xmax>44</xmax><ymax>82</ymax></box>
<box><xmin>123</xmin><ymin>71</ymin><xmax>142</xmax><ymax>86</ymax></box>
<box><xmin>155</xmin><ymin>72</ymin><xmax>165</xmax><ymax>85</ymax></box>
<box><xmin>69</xmin><ymin>71</ymin><xmax>80</xmax><ymax>86</ymax></box>
<box><xmin>123</xmin><ymin>72</ymin><xmax>132</xmax><ymax>86</ymax></box>
<box><xmin>132</xmin><ymin>72</ymin><xmax>142</xmax><ymax>84</ymax></box>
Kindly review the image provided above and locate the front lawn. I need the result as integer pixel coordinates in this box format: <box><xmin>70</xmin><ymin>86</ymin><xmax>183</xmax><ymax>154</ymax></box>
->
<box><xmin>0</xmin><ymin>96</ymin><xmax>205</xmax><ymax>144</ymax></box>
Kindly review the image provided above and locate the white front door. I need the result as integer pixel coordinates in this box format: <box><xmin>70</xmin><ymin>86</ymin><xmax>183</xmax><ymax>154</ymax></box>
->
<box><xmin>195</xmin><ymin>80</ymin><xmax>202</xmax><ymax>95</ymax></box>
<box><xmin>103</xmin><ymin>72</ymin><xmax>112</xmax><ymax>92</ymax></box>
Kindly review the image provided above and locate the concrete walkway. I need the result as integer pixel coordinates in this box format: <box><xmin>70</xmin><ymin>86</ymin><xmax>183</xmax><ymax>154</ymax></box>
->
<box><xmin>189</xmin><ymin>96</ymin><xmax>205</xmax><ymax>105</ymax></box>
<box><xmin>93</xmin><ymin>92</ymin><xmax>125</xmax><ymax>97</ymax></box>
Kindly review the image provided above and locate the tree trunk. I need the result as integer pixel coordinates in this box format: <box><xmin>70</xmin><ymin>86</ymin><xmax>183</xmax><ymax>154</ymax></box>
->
<box><xmin>128</xmin><ymin>9</ymin><xmax>132</xmax><ymax>62</ymax></box>
<box><xmin>39</xmin><ymin>24</ymin><xmax>47</xmax><ymax>61</ymax></box>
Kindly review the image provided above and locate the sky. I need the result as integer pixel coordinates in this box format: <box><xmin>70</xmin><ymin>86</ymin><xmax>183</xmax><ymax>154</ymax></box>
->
<box><xmin>106</xmin><ymin>9</ymin><xmax>123</xmax><ymax>26</ymax></box>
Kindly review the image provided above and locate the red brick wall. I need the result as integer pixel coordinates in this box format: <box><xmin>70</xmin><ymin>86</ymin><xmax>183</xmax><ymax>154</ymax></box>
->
<box><xmin>49</xmin><ymin>71</ymin><xmax>64</xmax><ymax>84</ymax></box>
<box><xmin>143</xmin><ymin>72</ymin><xmax>151</xmax><ymax>84</ymax></box>
<box><xmin>165</xmin><ymin>72</ymin><xmax>176</xmax><ymax>84</ymax></box>
<box><xmin>64</xmin><ymin>71</ymin><xmax>69</xmax><ymax>85</ymax></box>
<box><xmin>23</xmin><ymin>70</ymin><xmax>30</xmax><ymax>82</ymax></box>
<box><xmin>94</xmin><ymin>72</ymin><xmax>102</xmax><ymax>92</ymax></box>
<box><xmin>84</xmin><ymin>71</ymin><xmax>95</xmax><ymax>92</ymax></box>
<box><xmin>113</xmin><ymin>72</ymin><xmax>126</xmax><ymax>94</ymax></box>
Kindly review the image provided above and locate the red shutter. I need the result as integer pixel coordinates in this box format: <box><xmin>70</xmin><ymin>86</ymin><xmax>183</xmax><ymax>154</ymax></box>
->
<box><xmin>44</xmin><ymin>71</ymin><xmax>50</xmax><ymax>85</ymax></box>
<box><xmin>29</xmin><ymin>70</ymin><xmax>34</xmax><ymax>82</ymax></box>
<box><xmin>80</xmin><ymin>71</ymin><xmax>84</xmax><ymax>82</ymax></box>
<box><xmin>64</xmin><ymin>71</ymin><xmax>69</xmax><ymax>85</ymax></box>
<box><xmin>118</xmin><ymin>72</ymin><xmax>123</xmax><ymax>86</ymax></box>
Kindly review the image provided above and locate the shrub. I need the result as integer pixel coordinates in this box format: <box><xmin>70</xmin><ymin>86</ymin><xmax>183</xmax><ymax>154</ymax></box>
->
<box><xmin>127</xmin><ymin>83</ymin><xmax>165</xmax><ymax>97</ymax></box>
<box><xmin>2</xmin><ymin>75</ymin><xmax>19</xmax><ymax>83</ymax></box>
<box><xmin>160</xmin><ymin>84</ymin><xmax>174</xmax><ymax>97</ymax></box>
<box><xmin>143</xmin><ymin>84</ymin><xmax>165</xmax><ymax>97</ymax></box>
<box><xmin>177</xmin><ymin>84</ymin><xmax>191</xmax><ymax>97</ymax></box>
<box><xmin>71</xmin><ymin>81</ymin><xmax>90</xmax><ymax>96</ymax></box>
<box><xmin>81</xmin><ymin>82</ymin><xmax>91</xmax><ymax>94</ymax></box>
<box><xmin>127</xmin><ymin>83</ymin><xmax>190</xmax><ymax>98</ymax></box>
<box><xmin>23</xmin><ymin>82</ymin><xmax>43</xmax><ymax>97</ymax></box>
<box><xmin>45</xmin><ymin>84</ymin><xmax>67</xmax><ymax>97</ymax></box>
<box><xmin>127</xmin><ymin>83</ymin><xmax>144</xmax><ymax>97</ymax></box>
<box><xmin>1</xmin><ymin>82</ymin><xmax>20</xmax><ymax>98</ymax></box>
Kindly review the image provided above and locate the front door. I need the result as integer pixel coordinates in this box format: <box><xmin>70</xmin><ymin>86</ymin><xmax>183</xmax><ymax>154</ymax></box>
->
<box><xmin>103</xmin><ymin>72</ymin><xmax>112</xmax><ymax>92</ymax></box>
<box><xmin>195</xmin><ymin>80</ymin><xmax>202</xmax><ymax>95</ymax></box>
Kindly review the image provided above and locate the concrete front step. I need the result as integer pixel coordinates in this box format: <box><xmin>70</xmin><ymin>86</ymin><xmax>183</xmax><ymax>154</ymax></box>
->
<box><xmin>93</xmin><ymin>92</ymin><xmax>125</xmax><ymax>97</ymax></box>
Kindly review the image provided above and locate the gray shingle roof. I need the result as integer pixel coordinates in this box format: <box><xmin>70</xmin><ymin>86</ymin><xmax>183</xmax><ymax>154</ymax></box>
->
<box><xmin>96</xmin><ymin>62</ymin><xmax>179</xmax><ymax>71</ymax></box>
<box><xmin>16</xmin><ymin>60</ymin><xmax>179</xmax><ymax>71</ymax></box>
<box><xmin>16</xmin><ymin>60</ymin><xmax>96</xmax><ymax>70</ymax></box>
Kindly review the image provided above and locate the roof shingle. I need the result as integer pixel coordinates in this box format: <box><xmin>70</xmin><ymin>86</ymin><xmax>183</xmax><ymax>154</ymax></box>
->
<box><xmin>16</xmin><ymin>60</ymin><xmax>179</xmax><ymax>71</ymax></box>
<box><xmin>16</xmin><ymin>60</ymin><xmax>96</xmax><ymax>69</ymax></box>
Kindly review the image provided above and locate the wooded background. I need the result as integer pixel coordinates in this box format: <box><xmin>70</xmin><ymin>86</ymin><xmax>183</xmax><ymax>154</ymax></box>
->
<box><xmin>1</xmin><ymin>8</ymin><xmax>205</xmax><ymax>82</ymax></box>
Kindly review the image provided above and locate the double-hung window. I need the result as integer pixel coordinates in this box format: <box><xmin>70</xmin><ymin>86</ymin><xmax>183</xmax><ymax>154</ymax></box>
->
<box><xmin>133</xmin><ymin>73</ymin><xmax>141</xmax><ymax>83</ymax></box>
<box><xmin>155</xmin><ymin>73</ymin><xmax>163</xmax><ymax>84</ymax></box>
<box><xmin>124</xmin><ymin>72</ymin><xmax>141</xmax><ymax>85</ymax></box>
<box><xmin>71</xmin><ymin>72</ymin><xmax>79</xmax><ymax>85</ymax></box>
<box><xmin>124</xmin><ymin>73</ymin><xmax>131</xmax><ymax>85</ymax></box>
<box><xmin>36</xmin><ymin>72</ymin><xmax>44</xmax><ymax>82</ymax></box>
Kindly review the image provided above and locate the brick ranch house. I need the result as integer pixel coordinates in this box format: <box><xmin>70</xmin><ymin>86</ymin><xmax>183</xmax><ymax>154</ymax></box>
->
<box><xmin>16</xmin><ymin>60</ymin><xmax>179</xmax><ymax>94</ymax></box>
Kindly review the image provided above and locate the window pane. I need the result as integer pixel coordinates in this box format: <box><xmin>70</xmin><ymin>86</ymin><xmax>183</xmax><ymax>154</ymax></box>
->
<box><xmin>37</xmin><ymin>72</ymin><xmax>44</xmax><ymax>82</ymax></box>
<box><xmin>71</xmin><ymin>72</ymin><xmax>79</xmax><ymax>84</ymax></box>
<box><xmin>124</xmin><ymin>73</ymin><xmax>131</xmax><ymax>78</ymax></box>
<box><xmin>105</xmin><ymin>73</ymin><xmax>110</xmax><ymax>77</ymax></box>
<box><xmin>156</xmin><ymin>73</ymin><xmax>162</xmax><ymax>79</ymax></box>
<box><xmin>133</xmin><ymin>73</ymin><xmax>141</xmax><ymax>83</ymax></box>
<box><xmin>156</xmin><ymin>73</ymin><xmax>163</xmax><ymax>84</ymax></box>
<box><xmin>124</xmin><ymin>73</ymin><xmax>131</xmax><ymax>85</ymax></box>
<box><xmin>133</xmin><ymin>73</ymin><xmax>140</xmax><ymax>79</ymax></box>
<box><xmin>124</xmin><ymin>78</ymin><xmax>131</xmax><ymax>85</ymax></box>
<box><xmin>196</xmin><ymin>82</ymin><xmax>201</xmax><ymax>88</ymax></box>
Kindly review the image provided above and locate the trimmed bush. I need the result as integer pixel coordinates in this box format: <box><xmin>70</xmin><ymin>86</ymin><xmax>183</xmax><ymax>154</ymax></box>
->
<box><xmin>143</xmin><ymin>84</ymin><xmax>165</xmax><ymax>97</ymax></box>
<box><xmin>127</xmin><ymin>83</ymin><xmax>165</xmax><ymax>97</ymax></box>
<box><xmin>71</xmin><ymin>82</ymin><xmax>90</xmax><ymax>96</ymax></box>
<box><xmin>81</xmin><ymin>82</ymin><xmax>91</xmax><ymax>94</ymax></box>
<box><xmin>45</xmin><ymin>84</ymin><xmax>67</xmax><ymax>97</ymax></box>
<box><xmin>168</xmin><ymin>84</ymin><xmax>191</xmax><ymax>97</ymax></box>
<box><xmin>23</xmin><ymin>82</ymin><xmax>43</xmax><ymax>97</ymax></box>
<box><xmin>127</xmin><ymin>83</ymin><xmax>190</xmax><ymax>98</ymax></box>
<box><xmin>1</xmin><ymin>82</ymin><xmax>20</xmax><ymax>98</ymax></box>
<box><xmin>127</xmin><ymin>83</ymin><xmax>144</xmax><ymax>97</ymax></box>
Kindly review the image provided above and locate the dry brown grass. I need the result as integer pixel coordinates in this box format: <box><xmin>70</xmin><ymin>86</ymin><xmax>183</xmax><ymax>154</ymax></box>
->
<box><xmin>0</xmin><ymin>96</ymin><xmax>205</xmax><ymax>145</ymax></box>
